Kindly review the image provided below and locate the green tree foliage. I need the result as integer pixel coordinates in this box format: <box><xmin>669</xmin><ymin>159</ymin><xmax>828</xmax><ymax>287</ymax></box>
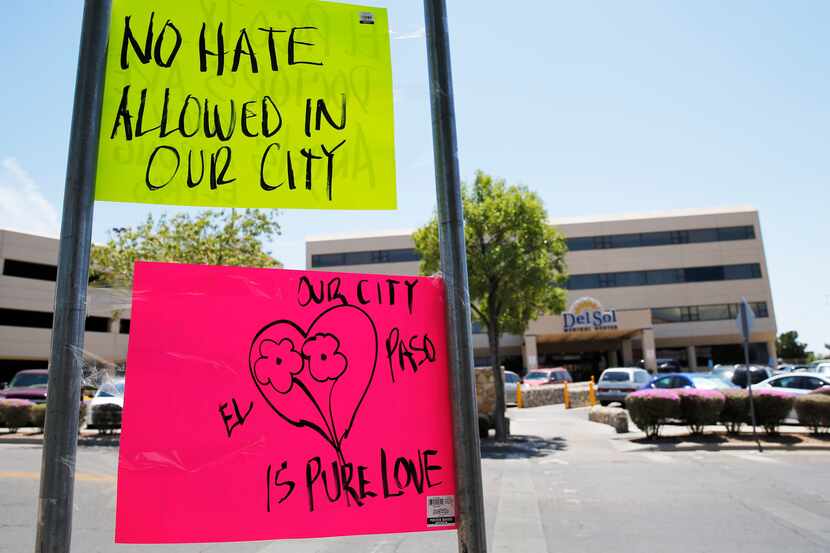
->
<box><xmin>413</xmin><ymin>171</ymin><xmax>568</xmax><ymax>440</ymax></box>
<box><xmin>90</xmin><ymin>210</ymin><xmax>281</xmax><ymax>288</ymax></box>
<box><xmin>776</xmin><ymin>330</ymin><xmax>809</xmax><ymax>361</ymax></box>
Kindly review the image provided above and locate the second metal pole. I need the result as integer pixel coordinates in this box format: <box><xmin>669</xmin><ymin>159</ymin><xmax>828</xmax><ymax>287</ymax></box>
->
<box><xmin>423</xmin><ymin>2</ymin><xmax>488</xmax><ymax>553</ymax></box>
<box><xmin>740</xmin><ymin>302</ymin><xmax>762</xmax><ymax>453</ymax></box>
<box><xmin>35</xmin><ymin>1</ymin><xmax>111</xmax><ymax>552</ymax></box>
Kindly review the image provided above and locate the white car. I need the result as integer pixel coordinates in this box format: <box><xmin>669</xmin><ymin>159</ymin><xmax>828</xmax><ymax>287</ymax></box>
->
<box><xmin>807</xmin><ymin>362</ymin><xmax>830</xmax><ymax>375</ymax></box>
<box><xmin>87</xmin><ymin>379</ymin><xmax>125</xmax><ymax>429</ymax></box>
<box><xmin>755</xmin><ymin>372</ymin><xmax>830</xmax><ymax>395</ymax></box>
<box><xmin>597</xmin><ymin>367</ymin><xmax>651</xmax><ymax>406</ymax></box>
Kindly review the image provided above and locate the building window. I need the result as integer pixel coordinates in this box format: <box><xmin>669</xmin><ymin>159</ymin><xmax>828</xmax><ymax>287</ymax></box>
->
<box><xmin>119</xmin><ymin>319</ymin><xmax>131</xmax><ymax>334</ymax></box>
<box><xmin>652</xmin><ymin>302</ymin><xmax>769</xmax><ymax>324</ymax></box>
<box><xmin>718</xmin><ymin>226</ymin><xmax>755</xmax><ymax>241</ymax></box>
<box><xmin>565</xmin><ymin>225</ymin><xmax>755</xmax><ymax>252</ymax></box>
<box><xmin>567</xmin><ymin>263</ymin><xmax>762</xmax><ymax>290</ymax></box>
<box><xmin>0</xmin><ymin>308</ymin><xmax>53</xmax><ymax>329</ymax></box>
<box><xmin>85</xmin><ymin>316</ymin><xmax>110</xmax><ymax>333</ymax></box>
<box><xmin>311</xmin><ymin>248</ymin><xmax>421</xmax><ymax>268</ymax></box>
<box><xmin>2</xmin><ymin>259</ymin><xmax>58</xmax><ymax>282</ymax></box>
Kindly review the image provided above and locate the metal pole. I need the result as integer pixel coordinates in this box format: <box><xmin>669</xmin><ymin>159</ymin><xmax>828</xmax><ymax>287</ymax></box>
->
<box><xmin>740</xmin><ymin>302</ymin><xmax>762</xmax><ymax>453</ymax></box>
<box><xmin>35</xmin><ymin>1</ymin><xmax>111</xmax><ymax>552</ymax></box>
<box><xmin>423</xmin><ymin>2</ymin><xmax>488</xmax><ymax>553</ymax></box>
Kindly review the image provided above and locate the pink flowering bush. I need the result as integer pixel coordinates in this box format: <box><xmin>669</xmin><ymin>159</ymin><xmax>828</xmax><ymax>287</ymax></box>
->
<box><xmin>810</xmin><ymin>386</ymin><xmax>830</xmax><ymax>397</ymax></box>
<box><xmin>720</xmin><ymin>389</ymin><xmax>749</xmax><ymax>434</ymax></box>
<box><xmin>677</xmin><ymin>389</ymin><xmax>726</xmax><ymax>435</ymax></box>
<box><xmin>751</xmin><ymin>389</ymin><xmax>796</xmax><ymax>435</ymax></box>
<box><xmin>795</xmin><ymin>394</ymin><xmax>830</xmax><ymax>435</ymax></box>
<box><xmin>0</xmin><ymin>399</ymin><xmax>34</xmax><ymax>432</ymax></box>
<box><xmin>625</xmin><ymin>389</ymin><xmax>681</xmax><ymax>438</ymax></box>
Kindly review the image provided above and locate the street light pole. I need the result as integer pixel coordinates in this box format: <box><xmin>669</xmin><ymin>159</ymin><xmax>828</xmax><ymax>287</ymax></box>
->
<box><xmin>423</xmin><ymin>1</ymin><xmax>488</xmax><ymax>553</ymax></box>
<box><xmin>35</xmin><ymin>1</ymin><xmax>111</xmax><ymax>552</ymax></box>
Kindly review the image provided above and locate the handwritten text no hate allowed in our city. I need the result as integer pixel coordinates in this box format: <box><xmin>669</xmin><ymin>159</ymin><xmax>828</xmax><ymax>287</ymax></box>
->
<box><xmin>109</xmin><ymin>13</ymin><xmax>353</xmax><ymax>199</ymax></box>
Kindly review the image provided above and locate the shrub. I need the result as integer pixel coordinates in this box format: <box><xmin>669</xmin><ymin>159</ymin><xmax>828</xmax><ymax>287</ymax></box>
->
<box><xmin>811</xmin><ymin>386</ymin><xmax>830</xmax><ymax>396</ymax></box>
<box><xmin>79</xmin><ymin>402</ymin><xmax>88</xmax><ymax>432</ymax></box>
<box><xmin>91</xmin><ymin>404</ymin><xmax>122</xmax><ymax>434</ymax></box>
<box><xmin>0</xmin><ymin>399</ymin><xmax>34</xmax><ymax>432</ymax></box>
<box><xmin>751</xmin><ymin>389</ymin><xmax>796</xmax><ymax>435</ymax></box>
<box><xmin>30</xmin><ymin>403</ymin><xmax>47</xmax><ymax>430</ymax></box>
<box><xmin>720</xmin><ymin>389</ymin><xmax>749</xmax><ymax>434</ymax></box>
<box><xmin>28</xmin><ymin>402</ymin><xmax>92</xmax><ymax>433</ymax></box>
<box><xmin>678</xmin><ymin>389</ymin><xmax>725</xmax><ymax>435</ymax></box>
<box><xmin>625</xmin><ymin>389</ymin><xmax>681</xmax><ymax>438</ymax></box>
<box><xmin>795</xmin><ymin>394</ymin><xmax>830</xmax><ymax>435</ymax></box>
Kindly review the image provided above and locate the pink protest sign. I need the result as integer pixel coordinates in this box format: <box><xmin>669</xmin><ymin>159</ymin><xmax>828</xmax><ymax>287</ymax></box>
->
<box><xmin>116</xmin><ymin>262</ymin><xmax>458</xmax><ymax>543</ymax></box>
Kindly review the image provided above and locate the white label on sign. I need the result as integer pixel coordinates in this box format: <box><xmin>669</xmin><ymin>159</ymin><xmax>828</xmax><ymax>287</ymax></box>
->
<box><xmin>426</xmin><ymin>495</ymin><xmax>456</xmax><ymax>527</ymax></box>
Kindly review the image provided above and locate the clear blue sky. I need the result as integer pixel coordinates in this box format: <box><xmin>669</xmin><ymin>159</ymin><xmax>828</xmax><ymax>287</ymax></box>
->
<box><xmin>1</xmin><ymin>1</ymin><xmax>827</xmax><ymax>353</ymax></box>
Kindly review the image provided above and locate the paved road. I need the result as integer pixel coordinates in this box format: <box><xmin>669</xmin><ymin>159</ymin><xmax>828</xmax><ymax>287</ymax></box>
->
<box><xmin>2</xmin><ymin>406</ymin><xmax>829</xmax><ymax>552</ymax></box>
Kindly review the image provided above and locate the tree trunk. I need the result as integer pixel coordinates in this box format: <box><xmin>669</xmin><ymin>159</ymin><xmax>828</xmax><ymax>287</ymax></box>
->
<box><xmin>489</xmin><ymin>323</ymin><xmax>508</xmax><ymax>441</ymax></box>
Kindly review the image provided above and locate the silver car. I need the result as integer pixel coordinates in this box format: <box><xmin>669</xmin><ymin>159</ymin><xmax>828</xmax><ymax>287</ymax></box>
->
<box><xmin>597</xmin><ymin>367</ymin><xmax>651</xmax><ymax>406</ymax></box>
<box><xmin>503</xmin><ymin>370</ymin><xmax>520</xmax><ymax>406</ymax></box>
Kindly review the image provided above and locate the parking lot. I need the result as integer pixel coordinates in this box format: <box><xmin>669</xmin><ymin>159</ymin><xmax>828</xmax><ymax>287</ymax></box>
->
<box><xmin>2</xmin><ymin>405</ymin><xmax>829</xmax><ymax>553</ymax></box>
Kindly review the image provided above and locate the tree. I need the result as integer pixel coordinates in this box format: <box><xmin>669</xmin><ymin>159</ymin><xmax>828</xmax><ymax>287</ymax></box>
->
<box><xmin>90</xmin><ymin>209</ymin><xmax>281</xmax><ymax>288</ymax></box>
<box><xmin>413</xmin><ymin>171</ymin><xmax>568</xmax><ymax>441</ymax></box>
<box><xmin>776</xmin><ymin>331</ymin><xmax>809</xmax><ymax>361</ymax></box>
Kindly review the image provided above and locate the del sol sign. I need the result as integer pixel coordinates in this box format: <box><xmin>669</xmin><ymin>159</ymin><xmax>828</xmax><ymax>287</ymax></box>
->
<box><xmin>563</xmin><ymin>297</ymin><xmax>618</xmax><ymax>333</ymax></box>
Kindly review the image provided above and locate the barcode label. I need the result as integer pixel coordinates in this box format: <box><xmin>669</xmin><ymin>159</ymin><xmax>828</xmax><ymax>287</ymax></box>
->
<box><xmin>426</xmin><ymin>495</ymin><xmax>456</xmax><ymax>527</ymax></box>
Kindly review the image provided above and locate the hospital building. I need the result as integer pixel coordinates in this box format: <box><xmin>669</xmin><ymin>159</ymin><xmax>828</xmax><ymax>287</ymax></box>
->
<box><xmin>305</xmin><ymin>207</ymin><xmax>777</xmax><ymax>378</ymax></box>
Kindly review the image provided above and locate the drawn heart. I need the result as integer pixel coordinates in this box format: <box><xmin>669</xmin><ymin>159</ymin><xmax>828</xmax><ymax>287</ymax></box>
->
<box><xmin>248</xmin><ymin>304</ymin><xmax>378</xmax><ymax>461</ymax></box>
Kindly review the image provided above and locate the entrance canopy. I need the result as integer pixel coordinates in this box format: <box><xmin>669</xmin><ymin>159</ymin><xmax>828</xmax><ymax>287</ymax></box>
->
<box><xmin>523</xmin><ymin>307</ymin><xmax>657</xmax><ymax>372</ymax></box>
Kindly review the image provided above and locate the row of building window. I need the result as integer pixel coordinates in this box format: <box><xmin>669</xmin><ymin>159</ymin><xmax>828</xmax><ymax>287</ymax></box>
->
<box><xmin>567</xmin><ymin>263</ymin><xmax>761</xmax><ymax>290</ymax></box>
<box><xmin>3</xmin><ymin>226</ymin><xmax>755</xmax><ymax>279</ymax></box>
<box><xmin>566</xmin><ymin>225</ymin><xmax>755</xmax><ymax>252</ymax></box>
<box><xmin>311</xmin><ymin>248</ymin><xmax>421</xmax><ymax>268</ymax></box>
<box><xmin>651</xmin><ymin>302</ymin><xmax>769</xmax><ymax>324</ymax></box>
<box><xmin>2</xmin><ymin>259</ymin><xmax>58</xmax><ymax>282</ymax></box>
<box><xmin>0</xmin><ymin>308</ymin><xmax>130</xmax><ymax>333</ymax></box>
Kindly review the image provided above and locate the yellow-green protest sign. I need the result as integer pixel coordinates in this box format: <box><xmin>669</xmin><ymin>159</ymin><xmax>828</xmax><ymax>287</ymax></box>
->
<box><xmin>95</xmin><ymin>0</ymin><xmax>395</xmax><ymax>209</ymax></box>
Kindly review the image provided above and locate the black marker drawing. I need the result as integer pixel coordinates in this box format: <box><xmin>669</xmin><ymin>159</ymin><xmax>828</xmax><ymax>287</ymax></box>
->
<box><xmin>219</xmin><ymin>398</ymin><xmax>253</xmax><ymax>437</ymax></box>
<box><xmin>248</xmin><ymin>304</ymin><xmax>378</xmax><ymax>465</ymax></box>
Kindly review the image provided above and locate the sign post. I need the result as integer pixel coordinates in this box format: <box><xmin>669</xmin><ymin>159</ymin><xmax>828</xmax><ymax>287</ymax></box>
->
<box><xmin>737</xmin><ymin>298</ymin><xmax>762</xmax><ymax>453</ymax></box>
<box><xmin>35</xmin><ymin>1</ymin><xmax>112</xmax><ymax>552</ymax></box>
<box><xmin>423</xmin><ymin>1</ymin><xmax>489</xmax><ymax>552</ymax></box>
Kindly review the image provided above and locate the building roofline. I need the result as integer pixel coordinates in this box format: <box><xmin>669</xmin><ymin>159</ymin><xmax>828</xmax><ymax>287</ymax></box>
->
<box><xmin>549</xmin><ymin>205</ymin><xmax>757</xmax><ymax>226</ymax></box>
<box><xmin>305</xmin><ymin>206</ymin><xmax>758</xmax><ymax>243</ymax></box>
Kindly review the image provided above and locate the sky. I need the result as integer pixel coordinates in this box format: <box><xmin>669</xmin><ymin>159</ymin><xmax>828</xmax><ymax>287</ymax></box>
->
<box><xmin>0</xmin><ymin>1</ymin><xmax>827</xmax><ymax>353</ymax></box>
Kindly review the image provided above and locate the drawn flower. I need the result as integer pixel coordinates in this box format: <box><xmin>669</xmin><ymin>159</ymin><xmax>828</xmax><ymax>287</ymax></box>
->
<box><xmin>302</xmin><ymin>333</ymin><xmax>347</xmax><ymax>382</ymax></box>
<box><xmin>254</xmin><ymin>338</ymin><xmax>303</xmax><ymax>393</ymax></box>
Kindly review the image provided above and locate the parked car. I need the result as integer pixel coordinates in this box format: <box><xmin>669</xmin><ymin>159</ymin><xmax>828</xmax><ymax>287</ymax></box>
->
<box><xmin>755</xmin><ymin>373</ymin><xmax>830</xmax><ymax>395</ymax></box>
<box><xmin>503</xmin><ymin>370</ymin><xmax>520</xmax><ymax>406</ymax></box>
<box><xmin>731</xmin><ymin>365</ymin><xmax>774</xmax><ymax>388</ymax></box>
<box><xmin>87</xmin><ymin>378</ymin><xmax>125</xmax><ymax>430</ymax></box>
<box><xmin>0</xmin><ymin>369</ymin><xmax>49</xmax><ymax>403</ymax></box>
<box><xmin>806</xmin><ymin>362</ymin><xmax>830</xmax><ymax>375</ymax></box>
<box><xmin>776</xmin><ymin>364</ymin><xmax>809</xmax><ymax>374</ymax></box>
<box><xmin>523</xmin><ymin>367</ymin><xmax>573</xmax><ymax>387</ymax></box>
<box><xmin>597</xmin><ymin>368</ymin><xmax>651</xmax><ymax>406</ymax></box>
<box><xmin>656</xmin><ymin>358</ymin><xmax>682</xmax><ymax>372</ymax></box>
<box><xmin>643</xmin><ymin>373</ymin><xmax>737</xmax><ymax>390</ymax></box>
<box><xmin>712</xmin><ymin>364</ymin><xmax>736</xmax><ymax>383</ymax></box>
